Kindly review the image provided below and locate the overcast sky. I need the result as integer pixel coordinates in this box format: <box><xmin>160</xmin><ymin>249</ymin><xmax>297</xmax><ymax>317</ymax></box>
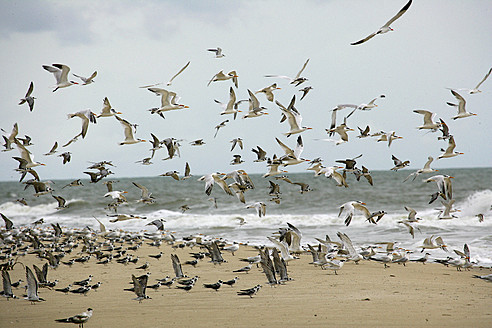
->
<box><xmin>0</xmin><ymin>0</ymin><xmax>491</xmax><ymax>182</ymax></box>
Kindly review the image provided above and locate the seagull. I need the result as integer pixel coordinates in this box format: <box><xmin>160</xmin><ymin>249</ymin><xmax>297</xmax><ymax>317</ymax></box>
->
<box><xmin>403</xmin><ymin>156</ymin><xmax>437</xmax><ymax>181</ymax></box>
<box><xmin>438</xmin><ymin>119</ymin><xmax>451</xmax><ymax>141</ymax></box>
<box><xmin>324</xmin><ymin>120</ymin><xmax>353</xmax><ymax>145</ymax></box>
<box><xmin>199</xmin><ymin>172</ymin><xmax>234</xmax><ymax>196</ymax></box>
<box><xmin>447</xmin><ymin>89</ymin><xmax>477</xmax><ymax>120</ymax></box>
<box><xmin>43</xmin><ymin>64</ymin><xmax>79</xmax><ymax>91</ymax></box>
<box><xmin>418</xmin><ymin>235</ymin><xmax>448</xmax><ymax>252</ymax></box>
<box><xmin>141</xmin><ymin>61</ymin><xmax>192</xmax><ymax>88</ymax></box>
<box><xmin>413</xmin><ymin>109</ymin><xmax>441</xmax><ymax>131</ymax></box>
<box><xmin>55</xmin><ymin>308</ymin><xmax>93</xmax><ymax>327</ymax></box>
<box><xmin>131</xmin><ymin>274</ymin><xmax>150</xmax><ymax>302</ymax></box>
<box><xmin>233</xmin><ymin>264</ymin><xmax>252</xmax><ymax>273</ymax></box>
<box><xmin>390</xmin><ymin>155</ymin><xmax>410</xmax><ymax>171</ymax></box>
<box><xmin>338</xmin><ymin>201</ymin><xmax>370</xmax><ymax>226</ymax></box>
<box><xmin>18</xmin><ymin>81</ymin><xmax>36</xmax><ymax>111</ymax></box>
<box><xmin>25</xmin><ymin>266</ymin><xmax>45</xmax><ymax>303</ymax></box>
<box><xmin>97</xmin><ymin>97</ymin><xmax>122</xmax><ymax>118</ymax></box>
<box><xmin>52</xmin><ymin>195</ymin><xmax>68</xmax><ymax>209</ymax></box>
<box><xmin>351</xmin><ymin>0</ymin><xmax>413</xmax><ymax>45</ymax></box>
<box><xmin>147</xmin><ymin>219</ymin><xmax>166</xmax><ymax>231</ymax></box>
<box><xmin>251</xmin><ymin>146</ymin><xmax>267</xmax><ymax>162</ymax></box>
<box><xmin>203</xmin><ymin>280</ymin><xmax>223</xmax><ymax>291</ymax></box>
<box><xmin>208</xmin><ymin>70</ymin><xmax>238</xmax><ymax>88</ymax></box>
<box><xmin>215</xmin><ymin>87</ymin><xmax>241</xmax><ymax>119</ymax></box>
<box><xmin>43</xmin><ymin>142</ymin><xmax>58</xmax><ymax>156</ymax></box>
<box><xmin>256</xmin><ymin>83</ymin><xmax>281</xmax><ymax>102</ymax></box>
<box><xmin>437</xmin><ymin>135</ymin><xmax>463</xmax><ymax>159</ymax></box>
<box><xmin>182</xmin><ymin>162</ymin><xmax>192</xmax><ymax>180</ymax></box>
<box><xmin>132</xmin><ymin>182</ymin><xmax>155</xmax><ymax>204</ymax></box>
<box><xmin>276</xmin><ymin>96</ymin><xmax>312</xmax><ymax>137</ymax></box>
<box><xmin>230</xmin><ymin>137</ymin><xmax>244</xmax><ymax>151</ymax></box>
<box><xmin>14</xmin><ymin>138</ymin><xmax>45</xmax><ymax>168</ymax></box>
<box><xmin>207</xmin><ymin>47</ymin><xmax>225</xmax><ymax>58</ymax></box>
<box><xmin>246</xmin><ymin>202</ymin><xmax>266</xmax><ymax>217</ymax></box>
<box><xmin>114</xmin><ymin>115</ymin><xmax>146</xmax><ymax>145</ymax></box>
<box><xmin>267</xmin><ymin>236</ymin><xmax>297</xmax><ymax>263</ymax></box>
<box><xmin>73</xmin><ymin>71</ymin><xmax>97</xmax><ymax>85</ymax></box>
<box><xmin>299</xmin><ymin>86</ymin><xmax>313</xmax><ymax>100</ymax></box>
<box><xmin>263</xmin><ymin>157</ymin><xmax>287</xmax><ymax>178</ymax></box>
<box><xmin>265</xmin><ymin>58</ymin><xmax>310</xmax><ymax>86</ymax></box>
<box><xmin>222</xmin><ymin>277</ymin><xmax>239</xmax><ymax>287</ymax></box>
<box><xmin>67</xmin><ymin>110</ymin><xmax>97</xmax><ymax>139</ymax></box>
<box><xmin>237</xmin><ymin>284</ymin><xmax>262</xmax><ymax>297</ymax></box>
<box><xmin>357</xmin><ymin>125</ymin><xmax>371</xmax><ymax>138</ymax></box>
<box><xmin>276</xmin><ymin>135</ymin><xmax>309</xmax><ymax>166</ymax></box>
<box><xmin>189</xmin><ymin>139</ymin><xmax>205</xmax><ymax>146</ymax></box>
<box><xmin>243</xmin><ymin>89</ymin><xmax>268</xmax><ymax>118</ymax></box>
<box><xmin>449</xmin><ymin>67</ymin><xmax>492</xmax><ymax>94</ymax></box>
<box><xmin>58</xmin><ymin>152</ymin><xmax>71</xmax><ymax>164</ymax></box>
<box><xmin>438</xmin><ymin>199</ymin><xmax>459</xmax><ymax>220</ymax></box>
<box><xmin>214</xmin><ymin>119</ymin><xmax>229</xmax><ymax>138</ymax></box>
<box><xmin>426</xmin><ymin>174</ymin><xmax>453</xmax><ymax>201</ymax></box>
<box><xmin>1</xmin><ymin>271</ymin><xmax>17</xmax><ymax>299</ymax></box>
<box><xmin>147</xmin><ymin>88</ymin><xmax>189</xmax><ymax>117</ymax></box>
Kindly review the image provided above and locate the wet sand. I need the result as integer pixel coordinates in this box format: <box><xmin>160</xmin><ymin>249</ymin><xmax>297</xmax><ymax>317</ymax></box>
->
<box><xmin>1</xmin><ymin>237</ymin><xmax>491</xmax><ymax>328</ymax></box>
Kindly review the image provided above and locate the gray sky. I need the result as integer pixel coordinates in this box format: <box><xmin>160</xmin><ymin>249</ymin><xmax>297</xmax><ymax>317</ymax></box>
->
<box><xmin>1</xmin><ymin>0</ymin><xmax>491</xmax><ymax>181</ymax></box>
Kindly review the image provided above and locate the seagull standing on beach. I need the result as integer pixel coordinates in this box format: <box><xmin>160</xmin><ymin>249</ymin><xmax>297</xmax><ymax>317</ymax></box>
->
<box><xmin>55</xmin><ymin>308</ymin><xmax>93</xmax><ymax>327</ymax></box>
<box><xmin>351</xmin><ymin>0</ymin><xmax>413</xmax><ymax>45</ymax></box>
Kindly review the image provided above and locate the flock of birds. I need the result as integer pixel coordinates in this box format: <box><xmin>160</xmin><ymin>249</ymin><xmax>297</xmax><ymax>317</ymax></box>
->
<box><xmin>1</xmin><ymin>0</ymin><xmax>491</xmax><ymax>325</ymax></box>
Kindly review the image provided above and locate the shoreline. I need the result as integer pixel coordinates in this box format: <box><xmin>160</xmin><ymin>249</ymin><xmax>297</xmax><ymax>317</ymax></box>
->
<box><xmin>1</xmin><ymin>233</ymin><xmax>491</xmax><ymax>328</ymax></box>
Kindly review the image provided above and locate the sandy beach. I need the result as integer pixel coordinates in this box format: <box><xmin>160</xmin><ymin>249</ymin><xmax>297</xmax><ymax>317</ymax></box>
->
<box><xmin>1</xmin><ymin>233</ymin><xmax>491</xmax><ymax>328</ymax></box>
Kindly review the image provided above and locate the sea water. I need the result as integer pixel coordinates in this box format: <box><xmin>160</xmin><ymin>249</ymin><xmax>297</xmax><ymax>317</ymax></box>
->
<box><xmin>1</xmin><ymin>167</ymin><xmax>491</xmax><ymax>266</ymax></box>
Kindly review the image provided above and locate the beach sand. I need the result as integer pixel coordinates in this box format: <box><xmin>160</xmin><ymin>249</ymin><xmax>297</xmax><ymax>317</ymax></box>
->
<box><xmin>1</xmin><ymin>236</ymin><xmax>491</xmax><ymax>328</ymax></box>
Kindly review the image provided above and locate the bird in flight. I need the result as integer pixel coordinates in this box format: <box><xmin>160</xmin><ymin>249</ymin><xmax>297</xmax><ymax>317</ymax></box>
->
<box><xmin>351</xmin><ymin>0</ymin><xmax>412</xmax><ymax>45</ymax></box>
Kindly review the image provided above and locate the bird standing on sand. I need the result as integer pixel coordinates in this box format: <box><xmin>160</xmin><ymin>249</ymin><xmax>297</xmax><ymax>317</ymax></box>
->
<box><xmin>55</xmin><ymin>308</ymin><xmax>93</xmax><ymax>327</ymax></box>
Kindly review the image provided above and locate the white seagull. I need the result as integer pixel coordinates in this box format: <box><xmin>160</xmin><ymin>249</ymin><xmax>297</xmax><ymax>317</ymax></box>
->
<box><xmin>214</xmin><ymin>87</ymin><xmax>241</xmax><ymax>119</ymax></box>
<box><xmin>437</xmin><ymin>135</ymin><xmax>463</xmax><ymax>159</ymax></box>
<box><xmin>351</xmin><ymin>0</ymin><xmax>413</xmax><ymax>45</ymax></box>
<box><xmin>208</xmin><ymin>70</ymin><xmax>238</xmax><ymax>88</ymax></box>
<box><xmin>265</xmin><ymin>58</ymin><xmax>310</xmax><ymax>86</ymax></box>
<box><xmin>207</xmin><ymin>47</ymin><xmax>225</xmax><ymax>58</ymax></box>
<box><xmin>450</xmin><ymin>67</ymin><xmax>492</xmax><ymax>94</ymax></box>
<box><xmin>114</xmin><ymin>115</ymin><xmax>146</xmax><ymax>145</ymax></box>
<box><xmin>55</xmin><ymin>308</ymin><xmax>93</xmax><ymax>327</ymax></box>
<box><xmin>447</xmin><ymin>89</ymin><xmax>477</xmax><ymax>120</ymax></box>
<box><xmin>67</xmin><ymin>110</ymin><xmax>97</xmax><ymax>138</ymax></box>
<box><xmin>97</xmin><ymin>97</ymin><xmax>122</xmax><ymax>118</ymax></box>
<box><xmin>413</xmin><ymin>109</ymin><xmax>441</xmax><ymax>131</ymax></box>
<box><xmin>276</xmin><ymin>96</ymin><xmax>312</xmax><ymax>137</ymax></box>
<box><xmin>43</xmin><ymin>64</ymin><xmax>79</xmax><ymax>91</ymax></box>
<box><xmin>73</xmin><ymin>71</ymin><xmax>97</xmax><ymax>85</ymax></box>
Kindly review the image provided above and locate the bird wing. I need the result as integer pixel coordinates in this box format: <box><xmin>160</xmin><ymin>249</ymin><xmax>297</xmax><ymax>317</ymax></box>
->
<box><xmin>475</xmin><ymin>67</ymin><xmax>492</xmax><ymax>89</ymax></box>
<box><xmin>25</xmin><ymin>266</ymin><xmax>39</xmax><ymax>299</ymax></box>
<box><xmin>168</xmin><ymin>61</ymin><xmax>190</xmax><ymax>85</ymax></box>
<box><xmin>295</xmin><ymin>58</ymin><xmax>310</xmax><ymax>79</ymax></box>
<box><xmin>382</xmin><ymin>0</ymin><xmax>413</xmax><ymax>28</ymax></box>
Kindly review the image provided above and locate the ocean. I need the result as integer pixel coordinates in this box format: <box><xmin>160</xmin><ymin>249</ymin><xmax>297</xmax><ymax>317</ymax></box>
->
<box><xmin>1</xmin><ymin>167</ymin><xmax>491</xmax><ymax>266</ymax></box>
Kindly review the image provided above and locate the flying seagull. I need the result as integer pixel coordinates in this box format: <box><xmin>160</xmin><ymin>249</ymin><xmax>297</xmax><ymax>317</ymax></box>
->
<box><xmin>351</xmin><ymin>0</ymin><xmax>413</xmax><ymax>45</ymax></box>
